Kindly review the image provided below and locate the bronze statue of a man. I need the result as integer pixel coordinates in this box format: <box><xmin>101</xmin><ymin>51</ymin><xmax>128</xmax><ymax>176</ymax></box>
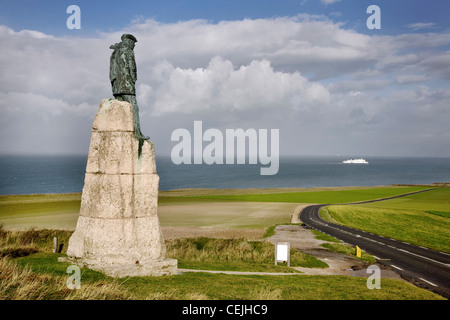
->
<box><xmin>110</xmin><ymin>34</ymin><xmax>149</xmax><ymax>140</ymax></box>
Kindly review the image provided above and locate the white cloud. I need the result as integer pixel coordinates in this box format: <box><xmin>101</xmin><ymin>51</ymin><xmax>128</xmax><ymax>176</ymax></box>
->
<box><xmin>419</xmin><ymin>53</ymin><xmax>450</xmax><ymax>80</ymax></box>
<box><xmin>146</xmin><ymin>57</ymin><xmax>329</xmax><ymax>116</ymax></box>
<box><xmin>320</xmin><ymin>0</ymin><xmax>341</xmax><ymax>5</ymax></box>
<box><xmin>0</xmin><ymin>25</ymin><xmax>110</xmax><ymax>104</ymax></box>
<box><xmin>121</xmin><ymin>16</ymin><xmax>380</xmax><ymax>79</ymax></box>
<box><xmin>1</xmin><ymin>15</ymin><xmax>450</xmax><ymax>156</ymax></box>
<box><xmin>406</xmin><ymin>22</ymin><xmax>435</xmax><ymax>31</ymax></box>
<box><xmin>328</xmin><ymin>79</ymin><xmax>391</xmax><ymax>93</ymax></box>
<box><xmin>396</xmin><ymin>74</ymin><xmax>429</xmax><ymax>84</ymax></box>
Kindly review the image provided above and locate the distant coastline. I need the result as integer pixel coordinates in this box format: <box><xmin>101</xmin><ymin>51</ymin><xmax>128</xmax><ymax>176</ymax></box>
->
<box><xmin>1</xmin><ymin>155</ymin><xmax>450</xmax><ymax>195</ymax></box>
<box><xmin>2</xmin><ymin>183</ymin><xmax>450</xmax><ymax>198</ymax></box>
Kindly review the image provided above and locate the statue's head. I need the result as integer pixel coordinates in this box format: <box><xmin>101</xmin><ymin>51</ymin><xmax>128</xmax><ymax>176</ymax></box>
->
<box><xmin>121</xmin><ymin>34</ymin><xmax>137</xmax><ymax>49</ymax></box>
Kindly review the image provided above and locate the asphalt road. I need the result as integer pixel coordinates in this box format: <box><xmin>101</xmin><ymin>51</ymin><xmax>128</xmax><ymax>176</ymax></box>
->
<box><xmin>299</xmin><ymin>189</ymin><xmax>450</xmax><ymax>299</ymax></box>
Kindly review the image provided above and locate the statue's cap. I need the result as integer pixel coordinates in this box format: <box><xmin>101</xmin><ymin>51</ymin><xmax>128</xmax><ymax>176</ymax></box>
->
<box><xmin>121</xmin><ymin>34</ymin><xmax>137</xmax><ymax>42</ymax></box>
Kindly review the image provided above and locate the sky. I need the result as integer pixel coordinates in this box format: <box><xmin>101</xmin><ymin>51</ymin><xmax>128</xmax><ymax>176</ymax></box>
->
<box><xmin>1</xmin><ymin>0</ymin><xmax>450</xmax><ymax>157</ymax></box>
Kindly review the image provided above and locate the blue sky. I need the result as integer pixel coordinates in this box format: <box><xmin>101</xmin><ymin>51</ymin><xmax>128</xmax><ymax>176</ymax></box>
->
<box><xmin>2</xmin><ymin>0</ymin><xmax>449</xmax><ymax>36</ymax></box>
<box><xmin>1</xmin><ymin>1</ymin><xmax>450</xmax><ymax>157</ymax></box>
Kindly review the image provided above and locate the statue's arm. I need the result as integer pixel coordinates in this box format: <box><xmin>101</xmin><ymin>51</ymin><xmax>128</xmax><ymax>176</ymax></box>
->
<box><xmin>109</xmin><ymin>53</ymin><xmax>117</xmax><ymax>82</ymax></box>
<box><xmin>109</xmin><ymin>68</ymin><xmax>116</xmax><ymax>83</ymax></box>
<box><xmin>128</xmin><ymin>51</ymin><xmax>137</xmax><ymax>83</ymax></box>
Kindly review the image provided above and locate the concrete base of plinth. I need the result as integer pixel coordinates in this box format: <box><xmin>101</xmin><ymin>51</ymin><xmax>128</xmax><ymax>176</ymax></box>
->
<box><xmin>58</xmin><ymin>256</ymin><xmax>178</xmax><ymax>278</ymax></box>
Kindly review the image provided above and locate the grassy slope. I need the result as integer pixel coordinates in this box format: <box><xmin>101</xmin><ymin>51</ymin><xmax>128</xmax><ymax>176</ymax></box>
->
<box><xmin>7</xmin><ymin>252</ymin><xmax>443</xmax><ymax>300</ymax></box>
<box><xmin>0</xmin><ymin>193</ymin><xmax>81</xmax><ymax>230</ymax></box>
<box><xmin>322</xmin><ymin>188</ymin><xmax>450</xmax><ymax>253</ymax></box>
<box><xmin>5</xmin><ymin>227</ymin><xmax>440</xmax><ymax>300</ymax></box>
<box><xmin>1</xmin><ymin>186</ymin><xmax>448</xmax><ymax>300</ymax></box>
<box><xmin>1</xmin><ymin>186</ymin><xmax>427</xmax><ymax>231</ymax></box>
<box><xmin>166</xmin><ymin>237</ymin><xmax>328</xmax><ymax>271</ymax></box>
<box><xmin>174</xmin><ymin>186</ymin><xmax>429</xmax><ymax>204</ymax></box>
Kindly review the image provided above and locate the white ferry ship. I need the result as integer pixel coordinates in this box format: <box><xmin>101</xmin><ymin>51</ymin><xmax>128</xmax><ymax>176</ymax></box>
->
<box><xmin>342</xmin><ymin>158</ymin><xmax>368</xmax><ymax>164</ymax></box>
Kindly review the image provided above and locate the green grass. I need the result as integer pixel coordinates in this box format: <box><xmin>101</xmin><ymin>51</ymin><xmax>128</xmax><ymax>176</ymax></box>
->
<box><xmin>263</xmin><ymin>223</ymin><xmax>301</xmax><ymax>238</ymax></box>
<box><xmin>0</xmin><ymin>228</ymin><xmax>73</xmax><ymax>255</ymax></box>
<box><xmin>426</xmin><ymin>211</ymin><xmax>450</xmax><ymax>218</ymax></box>
<box><xmin>0</xmin><ymin>256</ymin><xmax>134</xmax><ymax>300</ymax></box>
<box><xmin>320</xmin><ymin>243</ymin><xmax>376</xmax><ymax>264</ymax></box>
<box><xmin>310</xmin><ymin>230</ymin><xmax>376</xmax><ymax>263</ymax></box>
<box><xmin>311</xmin><ymin>230</ymin><xmax>340</xmax><ymax>243</ymax></box>
<box><xmin>178</xmin><ymin>186</ymin><xmax>429</xmax><ymax>204</ymax></box>
<box><xmin>0</xmin><ymin>193</ymin><xmax>299</xmax><ymax>232</ymax></box>
<box><xmin>0</xmin><ymin>186</ymin><xmax>430</xmax><ymax>232</ymax></box>
<box><xmin>157</xmin><ymin>201</ymin><xmax>298</xmax><ymax>231</ymax></box>
<box><xmin>1</xmin><ymin>187</ymin><xmax>448</xmax><ymax>299</ymax></box>
<box><xmin>13</xmin><ymin>252</ymin><xmax>107</xmax><ymax>282</ymax></box>
<box><xmin>0</xmin><ymin>226</ymin><xmax>326</xmax><ymax>273</ymax></box>
<box><xmin>166</xmin><ymin>237</ymin><xmax>328</xmax><ymax>271</ymax></box>
<box><xmin>357</xmin><ymin>188</ymin><xmax>450</xmax><ymax>212</ymax></box>
<box><xmin>6</xmin><ymin>253</ymin><xmax>443</xmax><ymax>300</ymax></box>
<box><xmin>123</xmin><ymin>271</ymin><xmax>444</xmax><ymax>300</ymax></box>
<box><xmin>0</xmin><ymin>193</ymin><xmax>81</xmax><ymax>217</ymax></box>
<box><xmin>0</xmin><ymin>194</ymin><xmax>81</xmax><ymax>230</ymax></box>
<box><xmin>1</xmin><ymin>227</ymin><xmax>445</xmax><ymax>300</ymax></box>
<box><xmin>322</xmin><ymin>188</ymin><xmax>450</xmax><ymax>253</ymax></box>
<box><xmin>263</xmin><ymin>224</ymin><xmax>278</xmax><ymax>238</ymax></box>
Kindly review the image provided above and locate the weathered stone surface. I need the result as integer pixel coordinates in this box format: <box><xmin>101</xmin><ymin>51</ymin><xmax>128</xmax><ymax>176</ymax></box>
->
<box><xmin>59</xmin><ymin>255</ymin><xmax>177</xmax><ymax>278</ymax></box>
<box><xmin>65</xmin><ymin>99</ymin><xmax>177</xmax><ymax>277</ymax></box>
<box><xmin>92</xmin><ymin>99</ymin><xmax>134</xmax><ymax>132</ymax></box>
<box><xmin>86</xmin><ymin>131</ymin><xmax>156</xmax><ymax>175</ymax></box>
<box><xmin>67</xmin><ymin>215</ymin><xmax>166</xmax><ymax>262</ymax></box>
<box><xmin>78</xmin><ymin>173</ymin><xmax>159</xmax><ymax>219</ymax></box>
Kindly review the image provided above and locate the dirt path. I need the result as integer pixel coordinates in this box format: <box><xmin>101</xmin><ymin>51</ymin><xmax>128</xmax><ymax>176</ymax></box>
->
<box><xmin>267</xmin><ymin>224</ymin><xmax>404</xmax><ymax>280</ymax></box>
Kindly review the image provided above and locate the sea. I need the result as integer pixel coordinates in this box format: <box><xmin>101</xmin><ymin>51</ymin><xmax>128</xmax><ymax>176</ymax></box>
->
<box><xmin>1</xmin><ymin>155</ymin><xmax>450</xmax><ymax>195</ymax></box>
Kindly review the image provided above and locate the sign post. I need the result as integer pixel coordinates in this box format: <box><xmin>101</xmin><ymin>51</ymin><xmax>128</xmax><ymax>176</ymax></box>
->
<box><xmin>53</xmin><ymin>236</ymin><xmax>58</xmax><ymax>253</ymax></box>
<box><xmin>355</xmin><ymin>245</ymin><xmax>362</xmax><ymax>258</ymax></box>
<box><xmin>275</xmin><ymin>241</ymin><xmax>290</xmax><ymax>267</ymax></box>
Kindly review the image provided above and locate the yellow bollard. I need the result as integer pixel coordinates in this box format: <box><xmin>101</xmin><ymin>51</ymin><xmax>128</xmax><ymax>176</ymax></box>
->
<box><xmin>355</xmin><ymin>245</ymin><xmax>361</xmax><ymax>258</ymax></box>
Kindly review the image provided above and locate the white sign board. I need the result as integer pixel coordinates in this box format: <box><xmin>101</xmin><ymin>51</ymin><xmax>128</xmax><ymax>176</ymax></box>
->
<box><xmin>275</xmin><ymin>241</ymin><xmax>290</xmax><ymax>266</ymax></box>
<box><xmin>277</xmin><ymin>244</ymin><xmax>289</xmax><ymax>261</ymax></box>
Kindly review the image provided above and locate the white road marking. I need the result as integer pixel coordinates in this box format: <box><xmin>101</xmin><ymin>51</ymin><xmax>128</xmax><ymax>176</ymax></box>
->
<box><xmin>419</xmin><ymin>278</ymin><xmax>438</xmax><ymax>287</ymax></box>
<box><xmin>314</xmin><ymin>217</ymin><xmax>449</xmax><ymax>269</ymax></box>
<box><xmin>397</xmin><ymin>248</ymin><xmax>450</xmax><ymax>268</ymax></box>
<box><xmin>391</xmin><ymin>265</ymin><xmax>403</xmax><ymax>271</ymax></box>
<box><xmin>307</xmin><ymin>212</ymin><xmax>450</xmax><ymax>274</ymax></box>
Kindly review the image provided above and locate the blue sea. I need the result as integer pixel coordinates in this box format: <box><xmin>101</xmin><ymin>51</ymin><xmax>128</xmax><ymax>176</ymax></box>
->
<box><xmin>0</xmin><ymin>155</ymin><xmax>449</xmax><ymax>195</ymax></box>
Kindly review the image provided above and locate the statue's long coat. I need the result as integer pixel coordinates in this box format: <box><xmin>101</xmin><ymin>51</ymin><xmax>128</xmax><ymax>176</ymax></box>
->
<box><xmin>109</xmin><ymin>45</ymin><xmax>137</xmax><ymax>95</ymax></box>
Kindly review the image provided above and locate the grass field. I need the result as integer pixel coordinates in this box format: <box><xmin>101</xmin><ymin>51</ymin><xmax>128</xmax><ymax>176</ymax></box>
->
<box><xmin>2</xmin><ymin>244</ymin><xmax>443</xmax><ymax>300</ymax></box>
<box><xmin>321</xmin><ymin>188</ymin><xmax>450</xmax><ymax>253</ymax></box>
<box><xmin>0</xmin><ymin>193</ymin><xmax>299</xmax><ymax>234</ymax></box>
<box><xmin>3</xmin><ymin>254</ymin><xmax>444</xmax><ymax>300</ymax></box>
<box><xmin>0</xmin><ymin>186</ymin><xmax>448</xmax><ymax>300</ymax></box>
<box><xmin>163</xmin><ymin>186</ymin><xmax>429</xmax><ymax>204</ymax></box>
<box><xmin>0</xmin><ymin>193</ymin><xmax>81</xmax><ymax>230</ymax></box>
<box><xmin>0</xmin><ymin>185</ymin><xmax>429</xmax><ymax>232</ymax></box>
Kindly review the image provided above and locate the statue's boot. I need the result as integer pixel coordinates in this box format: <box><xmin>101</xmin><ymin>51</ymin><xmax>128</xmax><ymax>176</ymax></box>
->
<box><xmin>134</xmin><ymin>124</ymin><xmax>150</xmax><ymax>140</ymax></box>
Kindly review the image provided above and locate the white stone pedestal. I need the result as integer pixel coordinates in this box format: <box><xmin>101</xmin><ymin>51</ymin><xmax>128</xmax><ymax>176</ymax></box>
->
<box><xmin>61</xmin><ymin>99</ymin><xmax>177</xmax><ymax>277</ymax></box>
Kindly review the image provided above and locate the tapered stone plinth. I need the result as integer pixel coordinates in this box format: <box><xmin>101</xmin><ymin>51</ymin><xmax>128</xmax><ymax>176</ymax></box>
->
<box><xmin>61</xmin><ymin>99</ymin><xmax>177</xmax><ymax>277</ymax></box>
